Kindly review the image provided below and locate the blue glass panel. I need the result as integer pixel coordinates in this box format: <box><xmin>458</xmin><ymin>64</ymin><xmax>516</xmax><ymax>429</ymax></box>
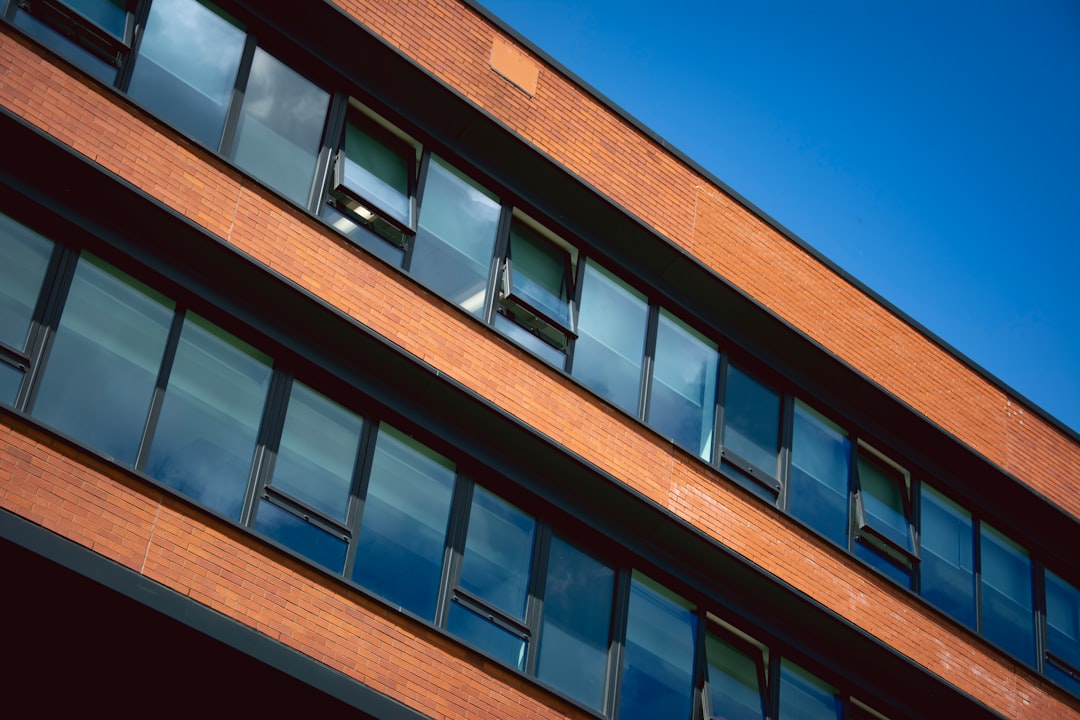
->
<box><xmin>270</xmin><ymin>382</ymin><xmax>362</xmax><ymax>524</ymax></box>
<box><xmin>573</xmin><ymin>261</ymin><xmax>647</xmax><ymax>414</ymax></box>
<box><xmin>508</xmin><ymin>221</ymin><xmax>571</xmax><ymax>327</ymax></box>
<box><xmin>353</xmin><ymin>424</ymin><xmax>455</xmax><ymax>621</ymax></box>
<box><xmin>12</xmin><ymin>9</ymin><xmax>117</xmax><ymax>84</ymax></box>
<box><xmin>410</xmin><ymin>156</ymin><xmax>500</xmax><ymax>316</ymax></box>
<box><xmin>128</xmin><ymin>0</ymin><xmax>245</xmax><ymax>149</ymax></box>
<box><xmin>446</xmin><ymin>602</ymin><xmax>527</xmax><ymax>670</ymax></box>
<box><xmin>62</xmin><ymin>0</ymin><xmax>127</xmax><ymax>38</ymax></box>
<box><xmin>536</xmin><ymin>536</ymin><xmax>614</xmax><ymax>711</ymax></box>
<box><xmin>232</xmin><ymin>48</ymin><xmax>329</xmax><ymax>205</ymax></box>
<box><xmin>459</xmin><ymin>486</ymin><xmax>535</xmax><ymax>620</ymax></box>
<box><xmin>618</xmin><ymin>574</ymin><xmax>696</xmax><ymax>720</ymax></box>
<box><xmin>1046</xmin><ymin>569</ymin><xmax>1080</xmax><ymax>672</ymax></box>
<box><xmin>919</xmin><ymin>485</ymin><xmax>976</xmax><ymax>629</ymax></box>
<box><xmin>649</xmin><ymin>309</ymin><xmax>718</xmax><ymax>460</ymax></box>
<box><xmin>0</xmin><ymin>213</ymin><xmax>52</xmax><ymax>351</ymax></box>
<box><xmin>342</xmin><ymin>118</ymin><xmax>411</xmax><ymax>226</ymax></box>
<box><xmin>788</xmin><ymin>402</ymin><xmax>850</xmax><ymax>546</ymax></box>
<box><xmin>144</xmin><ymin>314</ymin><xmax>270</xmax><ymax>520</ymax></box>
<box><xmin>778</xmin><ymin>659</ymin><xmax>841</xmax><ymax>720</ymax></box>
<box><xmin>705</xmin><ymin>634</ymin><xmax>764</xmax><ymax>720</ymax></box>
<box><xmin>857</xmin><ymin>450</ymin><xmax>911</xmax><ymax>550</ymax></box>
<box><xmin>721</xmin><ymin>364</ymin><xmax>781</xmax><ymax>478</ymax></box>
<box><xmin>981</xmin><ymin>523</ymin><xmax>1035</xmax><ymax>665</ymax></box>
<box><xmin>853</xmin><ymin>540</ymin><xmax>911</xmax><ymax>589</ymax></box>
<box><xmin>32</xmin><ymin>255</ymin><xmax>173</xmax><ymax>465</ymax></box>
<box><xmin>253</xmin><ymin>501</ymin><xmax>347</xmax><ymax>574</ymax></box>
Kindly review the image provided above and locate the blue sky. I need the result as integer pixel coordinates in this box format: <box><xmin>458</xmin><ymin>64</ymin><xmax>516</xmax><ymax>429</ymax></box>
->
<box><xmin>478</xmin><ymin>0</ymin><xmax>1080</xmax><ymax>435</ymax></box>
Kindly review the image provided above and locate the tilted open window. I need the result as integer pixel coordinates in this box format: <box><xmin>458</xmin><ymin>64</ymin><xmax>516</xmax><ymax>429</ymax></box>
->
<box><xmin>9</xmin><ymin>0</ymin><xmax>134</xmax><ymax>83</ymax></box>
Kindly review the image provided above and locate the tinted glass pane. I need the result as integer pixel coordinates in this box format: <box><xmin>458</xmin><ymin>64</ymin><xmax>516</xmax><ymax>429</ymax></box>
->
<box><xmin>128</xmin><ymin>0</ymin><xmax>245</xmax><ymax>148</ymax></box>
<box><xmin>508</xmin><ymin>221</ymin><xmax>571</xmax><ymax>327</ymax></box>
<box><xmin>649</xmin><ymin>310</ymin><xmax>717</xmax><ymax>460</ymax></box>
<box><xmin>447</xmin><ymin>602</ymin><xmax>527</xmax><ymax>670</ymax></box>
<box><xmin>410</xmin><ymin>156</ymin><xmax>500</xmax><ymax>316</ymax></box>
<box><xmin>32</xmin><ymin>255</ymin><xmax>173</xmax><ymax>465</ymax></box>
<box><xmin>619</xmin><ymin>574</ymin><xmax>696</xmax><ymax>720</ymax></box>
<box><xmin>857</xmin><ymin>450</ymin><xmax>911</xmax><ymax>550</ymax></box>
<box><xmin>705</xmin><ymin>634</ymin><xmax>764</xmax><ymax>720</ymax></box>
<box><xmin>536</xmin><ymin>537</ymin><xmax>614</xmax><ymax>710</ymax></box>
<box><xmin>919</xmin><ymin>485</ymin><xmax>976</xmax><ymax>629</ymax></box>
<box><xmin>1046</xmin><ymin>569</ymin><xmax>1080</xmax><ymax>672</ymax></box>
<box><xmin>0</xmin><ymin>214</ymin><xmax>52</xmax><ymax>351</ymax></box>
<box><xmin>853</xmin><ymin>540</ymin><xmax>911</xmax><ymax>588</ymax></box>
<box><xmin>253</xmin><ymin>501</ymin><xmax>347</xmax><ymax>573</ymax></box>
<box><xmin>721</xmin><ymin>364</ymin><xmax>781</xmax><ymax>478</ymax></box>
<box><xmin>63</xmin><ymin>0</ymin><xmax>127</xmax><ymax>37</ymax></box>
<box><xmin>493</xmin><ymin>313</ymin><xmax>567</xmax><ymax>368</ymax></box>
<box><xmin>12</xmin><ymin>8</ymin><xmax>117</xmax><ymax>84</ymax></box>
<box><xmin>353</xmin><ymin>424</ymin><xmax>455</xmax><ymax>621</ymax></box>
<box><xmin>778</xmin><ymin>660</ymin><xmax>841</xmax><ymax>720</ymax></box>
<box><xmin>459</xmin><ymin>486</ymin><xmax>535</xmax><ymax>620</ymax></box>
<box><xmin>788</xmin><ymin>402</ymin><xmax>850</xmax><ymax>546</ymax></box>
<box><xmin>573</xmin><ymin>261</ymin><xmax>647</xmax><ymax>414</ymax></box>
<box><xmin>232</xmin><ymin>48</ymin><xmax>329</xmax><ymax>205</ymax></box>
<box><xmin>0</xmin><ymin>362</ymin><xmax>23</xmax><ymax>406</ymax></box>
<box><xmin>342</xmin><ymin>118</ymin><xmax>411</xmax><ymax>225</ymax></box>
<box><xmin>323</xmin><ymin>204</ymin><xmax>406</xmax><ymax>267</ymax></box>
<box><xmin>981</xmin><ymin>523</ymin><xmax>1035</xmax><ymax>665</ymax></box>
<box><xmin>144</xmin><ymin>314</ymin><xmax>271</xmax><ymax>520</ymax></box>
<box><xmin>269</xmin><ymin>382</ymin><xmax>362</xmax><ymax>523</ymax></box>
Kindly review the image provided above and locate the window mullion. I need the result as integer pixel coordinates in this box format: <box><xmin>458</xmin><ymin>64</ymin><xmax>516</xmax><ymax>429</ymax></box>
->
<box><xmin>308</xmin><ymin>91</ymin><xmax>349</xmax><ymax>215</ymax></box>
<box><xmin>133</xmin><ymin>305</ymin><xmax>186</xmax><ymax>471</ymax></box>
<box><xmin>20</xmin><ymin>245</ymin><xmax>80</xmax><ymax>414</ymax></box>
<box><xmin>400</xmin><ymin>150</ymin><xmax>431</xmax><ymax>274</ymax></box>
<box><xmin>342</xmin><ymin>418</ymin><xmax>380</xmax><ymax>579</ymax></box>
<box><xmin>606</xmin><ymin>566</ymin><xmax>632</xmax><ymax>719</ymax></box>
<box><xmin>639</xmin><ymin>302</ymin><xmax>659</xmax><ymax>422</ymax></box>
<box><xmin>435</xmin><ymin>473</ymin><xmax>473</xmax><ymax>627</ymax></box>
<box><xmin>523</xmin><ymin>522</ymin><xmax>551</xmax><ymax>675</ymax></box>
<box><xmin>218</xmin><ymin>33</ymin><xmax>258</xmax><ymax>155</ymax></box>
<box><xmin>239</xmin><ymin>369</ymin><xmax>291</xmax><ymax>527</ymax></box>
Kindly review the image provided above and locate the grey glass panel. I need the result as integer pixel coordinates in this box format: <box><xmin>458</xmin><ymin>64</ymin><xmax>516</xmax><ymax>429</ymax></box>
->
<box><xmin>12</xmin><ymin>8</ymin><xmax>117</xmax><ymax>84</ymax></box>
<box><xmin>778</xmin><ymin>659</ymin><xmax>841</xmax><ymax>720</ymax></box>
<box><xmin>342</xmin><ymin>119</ymin><xmax>411</xmax><ymax>225</ymax></box>
<box><xmin>788</xmin><ymin>401</ymin><xmax>850</xmax><ymax>547</ymax></box>
<box><xmin>253</xmin><ymin>501</ymin><xmax>347</xmax><ymax>574</ymax></box>
<box><xmin>1046</xmin><ymin>569</ymin><xmax>1080</xmax><ymax>672</ymax></box>
<box><xmin>536</xmin><ymin>536</ymin><xmax>614</xmax><ymax>711</ymax></box>
<box><xmin>128</xmin><ymin>0</ymin><xmax>245</xmax><ymax>148</ymax></box>
<box><xmin>63</xmin><ymin>0</ymin><xmax>127</xmax><ymax>37</ymax></box>
<box><xmin>459</xmin><ymin>486</ymin><xmax>535</xmax><ymax>620</ymax></box>
<box><xmin>0</xmin><ymin>362</ymin><xmax>23</xmax><ymax>406</ymax></box>
<box><xmin>721</xmin><ymin>364</ymin><xmax>781</xmax><ymax>478</ymax></box>
<box><xmin>144</xmin><ymin>314</ymin><xmax>271</xmax><ymax>520</ymax></box>
<box><xmin>705</xmin><ymin>634</ymin><xmax>764</xmax><ymax>720</ymax></box>
<box><xmin>32</xmin><ymin>255</ymin><xmax>173</xmax><ymax>465</ymax></box>
<box><xmin>323</xmin><ymin>204</ymin><xmax>406</xmax><ymax>267</ymax></box>
<box><xmin>446</xmin><ymin>602</ymin><xmax>526</xmax><ymax>670</ymax></box>
<box><xmin>981</xmin><ymin>522</ymin><xmax>1035</xmax><ymax>665</ymax></box>
<box><xmin>232</xmin><ymin>48</ymin><xmax>329</xmax><ymax>206</ymax></box>
<box><xmin>649</xmin><ymin>310</ymin><xmax>717</xmax><ymax>460</ymax></box>
<box><xmin>353</xmin><ymin>424</ymin><xmax>455</xmax><ymax>621</ymax></box>
<box><xmin>618</xmin><ymin>574</ymin><xmax>696</xmax><ymax>720</ymax></box>
<box><xmin>410</xmin><ymin>156</ymin><xmax>500</xmax><ymax>316</ymax></box>
<box><xmin>573</xmin><ymin>261</ymin><xmax>647</xmax><ymax>414</ymax></box>
<box><xmin>269</xmin><ymin>382</ymin><xmax>362</xmax><ymax>523</ymax></box>
<box><xmin>0</xmin><ymin>214</ymin><xmax>52</xmax><ymax>351</ymax></box>
<box><xmin>857</xmin><ymin>450</ymin><xmax>911</xmax><ymax>550</ymax></box>
<box><xmin>508</xmin><ymin>221</ymin><xmax>571</xmax><ymax>327</ymax></box>
<box><xmin>919</xmin><ymin>485</ymin><xmax>976</xmax><ymax>629</ymax></box>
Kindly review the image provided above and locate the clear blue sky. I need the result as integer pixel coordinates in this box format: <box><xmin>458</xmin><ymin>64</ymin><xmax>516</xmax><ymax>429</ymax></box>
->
<box><xmin>478</xmin><ymin>0</ymin><xmax>1080</xmax><ymax>435</ymax></box>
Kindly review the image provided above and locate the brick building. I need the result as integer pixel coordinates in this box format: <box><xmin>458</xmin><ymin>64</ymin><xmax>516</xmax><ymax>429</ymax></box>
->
<box><xmin>1</xmin><ymin>1</ymin><xmax>1078</xmax><ymax>718</ymax></box>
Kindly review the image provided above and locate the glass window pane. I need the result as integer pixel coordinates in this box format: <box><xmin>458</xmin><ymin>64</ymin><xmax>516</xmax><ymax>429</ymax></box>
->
<box><xmin>648</xmin><ymin>310</ymin><xmax>718</xmax><ymax>460</ymax></box>
<box><xmin>919</xmin><ymin>485</ymin><xmax>976</xmax><ymax>629</ymax></box>
<box><xmin>705</xmin><ymin>634</ymin><xmax>765</xmax><ymax>720</ymax></box>
<box><xmin>341</xmin><ymin>117</ymin><xmax>411</xmax><ymax>226</ymax></box>
<box><xmin>459</xmin><ymin>486</ymin><xmax>536</xmax><ymax>620</ymax></box>
<box><xmin>446</xmin><ymin>602</ymin><xmax>527</xmax><ymax>670</ymax></box>
<box><xmin>12</xmin><ymin>7</ymin><xmax>118</xmax><ymax>84</ymax></box>
<box><xmin>721</xmin><ymin>364</ymin><xmax>781</xmax><ymax>478</ymax></box>
<box><xmin>63</xmin><ymin>0</ymin><xmax>127</xmax><ymax>37</ymax></box>
<box><xmin>618</xmin><ymin>573</ymin><xmax>696</xmax><ymax>720</ymax></box>
<box><xmin>0</xmin><ymin>213</ymin><xmax>53</xmax><ymax>352</ymax></box>
<box><xmin>1046</xmin><ymin>569</ymin><xmax>1080</xmax><ymax>673</ymax></box>
<box><xmin>536</xmin><ymin>536</ymin><xmax>614</xmax><ymax>711</ymax></box>
<box><xmin>980</xmin><ymin>522</ymin><xmax>1035</xmax><ymax>665</ymax></box>
<box><xmin>573</xmin><ymin>261</ymin><xmax>648</xmax><ymax>415</ymax></box>
<box><xmin>128</xmin><ymin>0</ymin><xmax>246</xmax><ymax>149</ymax></box>
<box><xmin>853</xmin><ymin>540</ymin><xmax>911</xmax><ymax>589</ymax></box>
<box><xmin>269</xmin><ymin>381</ymin><xmax>362</xmax><ymax>523</ymax></box>
<box><xmin>493</xmin><ymin>312</ymin><xmax>567</xmax><ymax>368</ymax></box>
<box><xmin>32</xmin><ymin>254</ymin><xmax>174</xmax><ymax>465</ymax></box>
<box><xmin>352</xmin><ymin>424</ymin><xmax>455</xmax><ymax>621</ymax></box>
<box><xmin>857</xmin><ymin>450</ymin><xmax>911</xmax><ymax>550</ymax></box>
<box><xmin>144</xmin><ymin>314</ymin><xmax>271</xmax><ymax>520</ymax></box>
<box><xmin>253</xmin><ymin>501</ymin><xmax>347</xmax><ymax>574</ymax></box>
<box><xmin>323</xmin><ymin>204</ymin><xmax>406</xmax><ymax>267</ymax></box>
<box><xmin>232</xmin><ymin>48</ymin><xmax>329</xmax><ymax>206</ymax></box>
<box><xmin>778</xmin><ymin>659</ymin><xmax>841</xmax><ymax>720</ymax></box>
<box><xmin>410</xmin><ymin>156</ymin><xmax>500</xmax><ymax>316</ymax></box>
<box><xmin>788</xmin><ymin>401</ymin><xmax>850</xmax><ymax>547</ymax></box>
<box><xmin>0</xmin><ymin>362</ymin><xmax>24</xmax><ymax>407</ymax></box>
<box><xmin>507</xmin><ymin>221</ymin><xmax>571</xmax><ymax>328</ymax></box>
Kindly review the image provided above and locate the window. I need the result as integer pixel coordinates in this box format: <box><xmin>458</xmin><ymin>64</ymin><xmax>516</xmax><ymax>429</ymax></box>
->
<box><xmin>8</xmin><ymin>0</ymin><xmax>132</xmax><ymax>84</ymax></box>
<box><xmin>852</xmin><ymin>444</ymin><xmax>914</xmax><ymax>587</ymax></box>
<box><xmin>919</xmin><ymin>485</ymin><xmax>976</xmax><ymax>629</ymax></box>
<box><xmin>719</xmin><ymin>363</ymin><xmax>782</xmax><ymax>500</ymax></box>
<box><xmin>647</xmin><ymin>310</ymin><xmax>718</xmax><ymax>461</ymax></box>
<box><xmin>980</xmin><ymin>522</ymin><xmax>1035</xmax><ymax>665</ymax></box>
<box><xmin>1045</xmin><ymin>569</ymin><xmax>1080</xmax><ymax>694</ymax></box>
<box><xmin>572</xmin><ymin>260</ymin><xmax>648</xmax><ymax>415</ymax></box>
<box><xmin>777</xmin><ymin>660</ymin><xmax>841</xmax><ymax>720</ymax></box>
<box><xmin>788</xmin><ymin>401</ymin><xmax>850</xmax><ymax>547</ymax></box>
<box><xmin>0</xmin><ymin>213</ymin><xmax>54</xmax><ymax>405</ymax></box>
<box><xmin>704</xmin><ymin>630</ymin><xmax>766</xmax><ymax>720</ymax></box>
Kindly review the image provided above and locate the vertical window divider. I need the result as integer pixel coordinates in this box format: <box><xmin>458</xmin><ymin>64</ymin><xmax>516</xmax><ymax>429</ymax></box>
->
<box><xmin>239</xmin><ymin>369</ymin><xmax>291</xmax><ymax>526</ymax></box>
<box><xmin>563</xmin><ymin>253</ymin><xmax>588</xmax><ymax>374</ymax></box>
<box><xmin>1034</xmin><ymin>559</ymin><xmax>1049</xmax><ymax>676</ymax></box>
<box><xmin>777</xmin><ymin>394</ymin><xmax>795</xmax><ymax>511</ymax></box>
<box><xmin>341</xmin><ymin>419</ymin><xmax>380</xmax><ymax>579</ymax></box>
<box><xmin>766</xmin><ymin>652</ymin><xmax>781</xmax><ymax>719</ymax></box>
<box><xmin>523</xmin><ymin>522</ymin><xmax>552</xmax><ymax>675</ymax></box>
<box><xmin>484</xmin><ymin>205</ymin><xmax>513</xmax><ymax>327</ymax></box>
<box><xmin>11</xmin><ymin>239</ymin><xmax>65</xmax><ymax>410</ymax></box>
<box><xmin>400</xmin><ymin>150</ymin><xmax>431</xmax><ymax>273</ymax></box>
<box><xmin>692</xmin><ymin>608</ymin><xmax>708</xmax><ymax>720</ymax></box>
<box><xmin>20</xmin><ymin>245</ymin><xmax>79</xmax><ymax>414</ymax></box>
<box><xmin>116</xmin><ymin>0</ymin><xmax>149</xmax><ymax>91</ymax></box>
<box><xmin>308</xmin><ymin>91</ymin><xmax>348</xmax><ymax>215</ymax></box>
<box><xmin>639</xmin><ymin>303</ymin><xmax>660</xmax><ymax>422</ymax></box>
<box><xmin>711</xmin><ymin>353</ymin><xmax>730</xmax><ymax>467</ymax></box>
<box><xmin>435</xmin><ymin>473</ymin><xmax>473</xmax><ymax>627</ymax></box>
<box><xmin>606</xmin><ymin>566</ymin><xmax>632</xmax><ymax>719</ymax></box>
<box><xmin>133</xmin><ymin>305</ymin><xmax>187</xmax><ymax>471</ymax></box>
<box><xmin>846</xmin><ymin>437</ymin><xmax>859</xmax><ymax>555</ymax></box>
<box><xmin>218</xmin><ymin>33</ymin><xmax>258</xmax><ymax>155</ymax></box>
<box><xmin>973</xmin><ymin>514</ymin><xmax>984</xmax><ymax>635</ymax></box>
